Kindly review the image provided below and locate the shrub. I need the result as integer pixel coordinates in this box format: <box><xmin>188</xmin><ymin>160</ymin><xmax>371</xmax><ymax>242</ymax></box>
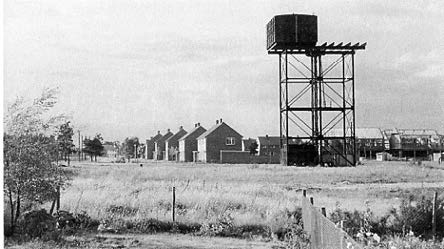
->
<box><xmin>329</xmin><ymin>208</ymin><xmax>368</xmax><ymax>237</ymax></box>
<box><xmin>199</xmin><ymin>210</ymin><xmax>235</xmax><ymax>237</ymax></box>
<box><xmin>18</xmin><ymin>209</ymin><xmax>59</xmax><ymax>240</ymax></box>
<box><xmin>395</xmin><ymin>194</ymin><xmax>444</xmax><ymax>239</ymax></box>
<box><xmin>271</xmin><ymin>208</ymin><xmax>303</xmax><ymax>240</ymax></box>
<box><xmin>330</xmin><ymin>194</ymin><xmax>444</xmax><ymax>240</ymax></box>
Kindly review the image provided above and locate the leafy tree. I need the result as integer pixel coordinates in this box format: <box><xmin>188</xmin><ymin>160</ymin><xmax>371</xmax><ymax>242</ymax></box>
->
<box><xmin>57</xmin><ymin>121</ymin><xmax>75</xmax><ymax>166</ymax></box>
<box><xmin>3</xmin><ymin>87</ymin><xmax>71</xmax><ymax>234</ymax></box>
<box><xmin>249</xmin><ymin>141</ymin><xmax>258</xmax><ymax>155</ymax></box>
<box><xmin>82</xmin><ymin>134</ymin><xmax>104</xmax><ymax>162</ymax></box>
<box><xmin>121</xmin><ymin>137</ymin><xmax>139</xmax><ymax>160</ymax></box>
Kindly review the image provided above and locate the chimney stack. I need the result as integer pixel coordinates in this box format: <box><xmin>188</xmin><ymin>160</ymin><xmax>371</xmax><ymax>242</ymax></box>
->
<box><xmin>195</xmin><ymin>123</ymin><xmax>197</xmax><ymax>128</ymax></box>
<box><xmin>158</xmin><ymin>130</ymin><xmax>160</xmax><ymax>134</ymax></box>
<box><xmin>180</xmin><ymin>126</ymin><xmax>183</xmax><ymax>130</ymax></box>
<box><xmin>220</xmin><ymin>118</ymin><xmax>223</xmax><ymax>123</ymax></box>
<box><xmin>198</xmin><ymin>122</ymin><xmax>200</xmax><ymax>126</ymax></box>
<box><xmin>216</xmin><ymin>120</ymin><xmax>219</xmax><ymax>124</ymax></box>
<box><xmin>167</xmin><ymin>128</ymin><xmax>170</xmax><ymax>132</ymax></box>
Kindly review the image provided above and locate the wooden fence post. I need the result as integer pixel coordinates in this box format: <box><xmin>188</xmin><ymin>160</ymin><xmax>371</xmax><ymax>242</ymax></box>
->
<box><xmin>310</xmin><ymin>197</ymin><xmax>314</xmax><ymax>205</ymax></box>
<box><xmin>321</xmin><ymin>207</ymin><xmax>326</xmax><ymax>217</ymax></box>
<box><xmin>56</xmin><ymin>186</ymin><xmax>60</xmax><ymax>211</ymax></box>
<box><xmin>432</xmin><ymin>191</ymin><xmax>437</xmax><ymax>240</ymax></box>
<box><xmin>303</xmin><ymin>189</ymin><xmax>307</xmax><ymax>197</ymax></box>
<box><xmin>172</xmin><ymin>187</ymin><xmax>176</xmax><ymax>223</ymax></box>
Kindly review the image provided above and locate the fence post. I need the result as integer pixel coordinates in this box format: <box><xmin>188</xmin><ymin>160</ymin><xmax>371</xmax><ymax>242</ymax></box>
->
<box><xmin>303</xmin><ymin>189</ymin><xmax>307</xmax><ymax>197</ymax></box>
<box><xmin>56</xmin><ymin>186</ymin><xmax>60</xmax><ymax>211</ymax></box>
<box><xmin>321</xmin><ymin>207</ymin><xmax>326</xmax><ymax>217</ymax></box>
<box><xmin>310</xmin><ymin>197</ymin><xmax>314</xmax><ymax>205</ymax></box>
<box><xmin>172</xmin><ymin>186</ymin><xmax>176</xmax><ymax>223</ymax></box>
<box><xmin>432</xmin><ymin>191</ymin><xmax>437</xmax><ymax>240</ymax></box>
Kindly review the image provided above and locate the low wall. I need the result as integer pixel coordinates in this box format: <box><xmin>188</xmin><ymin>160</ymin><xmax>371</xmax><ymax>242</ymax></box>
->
<box><xmin>220</xmin><ymin>150</ymin><xmax>280</xmax><ymax>164</ymax></box>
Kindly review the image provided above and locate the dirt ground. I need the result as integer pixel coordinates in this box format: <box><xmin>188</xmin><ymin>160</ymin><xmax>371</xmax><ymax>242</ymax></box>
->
<box><xmin>6</xmin><ymin>233</ymin><xmax>280</xmax><ymax>249</ymax></box>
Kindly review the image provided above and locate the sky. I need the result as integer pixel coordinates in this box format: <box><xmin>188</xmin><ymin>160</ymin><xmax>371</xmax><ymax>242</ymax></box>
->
<box><xmin>4</xmin><ymin>0</ymin><xmax>444</xmax><ymax>142</ymax></box>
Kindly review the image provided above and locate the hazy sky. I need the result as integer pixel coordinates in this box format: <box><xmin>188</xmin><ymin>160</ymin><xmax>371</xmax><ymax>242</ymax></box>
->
<box><xmin>4</xmin><ymin>0</ymin><xmax>444</xmax><ymax>142</ymax></box>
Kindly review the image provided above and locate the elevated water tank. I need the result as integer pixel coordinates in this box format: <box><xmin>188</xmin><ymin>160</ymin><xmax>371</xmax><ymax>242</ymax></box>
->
<box><xmin>266</xmin><ymin>14</ymin><xmax>318</xmax><ymax>50</ymax></box>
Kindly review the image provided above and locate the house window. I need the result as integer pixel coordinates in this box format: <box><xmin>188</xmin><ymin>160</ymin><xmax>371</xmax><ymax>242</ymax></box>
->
<box><xmin>226</xmin><ymin>137</ymin><xmax>236</xmax><ymax>145</ymax></box>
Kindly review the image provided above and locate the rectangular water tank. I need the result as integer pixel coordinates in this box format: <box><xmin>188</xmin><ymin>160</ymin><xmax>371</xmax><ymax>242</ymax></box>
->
<box><xmin>267</xmin><ymin>14</ymin><xmax>318</xmax><ymax>50</ymax></box>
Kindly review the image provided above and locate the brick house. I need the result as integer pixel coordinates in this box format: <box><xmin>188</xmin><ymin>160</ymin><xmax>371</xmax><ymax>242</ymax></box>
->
<box><xmin>146</xmin><ymin>131</ymin><xmax>162</xmax><ymax>159</ymax></box>
<box><xmin>258</xmin><ymin>136</ymin><xmax>280</xmax><ymax>157</ymax></box>
<box><xmin>154</xmin><ymin>129</ymin><xmax>173</xmax><ymax>160</ymax></box>
<box><xmin>165</xmin><ymin>126</ymin><xmax>188</xmax><ymax>161</ymax></box>
<box><xmin>196</xmin><ymin>119</ymin><xmax>242</xmax><ymax>163</ymax></box>
<box><xmin>178</xmin><ymin>123</ymin><xmax>206</xmax><ymax>162</ymax></box>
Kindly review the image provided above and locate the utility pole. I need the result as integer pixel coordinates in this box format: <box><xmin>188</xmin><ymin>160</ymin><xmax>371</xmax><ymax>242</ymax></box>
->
<box><xmin>81</xmin><ymin>135</ymin><xmax>85</xmax><ymax>160</ymax></box>
<box><xmin>78</xmin><ymin>130</ymin><xmax>81</xmax><ymax>161</ymax></box>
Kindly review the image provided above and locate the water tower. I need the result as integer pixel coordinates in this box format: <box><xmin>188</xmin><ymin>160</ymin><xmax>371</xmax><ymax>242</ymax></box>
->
<box><xmin>267</xmin><ymin>14</ymin><xmax>366</xmax><ymax>166</ymax></box>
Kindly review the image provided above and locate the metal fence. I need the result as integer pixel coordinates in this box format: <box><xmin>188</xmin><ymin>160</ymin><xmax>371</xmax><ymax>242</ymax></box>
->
<box><xmin>301</xmin><ymin>194</ymin><xmax>362</xmax><ymax>249</ymax></box>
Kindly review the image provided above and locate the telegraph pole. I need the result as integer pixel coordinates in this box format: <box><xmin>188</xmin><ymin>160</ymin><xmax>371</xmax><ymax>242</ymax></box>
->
<box><xmin>78</xmin><ymin>130</ymin><xmax>81</xmax><ymax>161</ymax></box>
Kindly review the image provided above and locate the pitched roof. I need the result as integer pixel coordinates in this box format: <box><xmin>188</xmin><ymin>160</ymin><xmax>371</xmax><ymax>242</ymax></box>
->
<box><xmin>165</xmin><ymin>128</ymin><xmax>187</xmax><ymax>143</ymax></box>
<box><xmin>196</xmin><ymin>122</ymin><xmax>242</xmax><ymax>140</ymax></box>
<box><xmin>150</xmin><ymin>133</ymin><xmax>163</xmax><ymax>143</ymax></box>
<box><xmin>258</xmin><ymin>136</ymin><xmax>280</xmax><ymax>145</ymax></box>
<box><xmin>179</xmin><ymin>125</ymin><xmax>207</xmax><ymax>141</ymax></box>
<box><xmin>355</xmin><ymin>128</ymin><xmax>384</xmax><ymax>139</ymax></box>
<box><xmin>155</xmin><ymin>131</ymin><xmax>173</xmax><ymax>144</ymax></box>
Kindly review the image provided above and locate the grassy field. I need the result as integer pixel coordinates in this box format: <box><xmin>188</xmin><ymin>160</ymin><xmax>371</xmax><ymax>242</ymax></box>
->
<box><xmin>6</xmin><ymin>160</ymin><xmax>444</xmax><ymax>248</ymax></box>
<box><xmin>56</xmin><ymin>160</ymin><xmax>444</xmax><ymax>230</ymax></box>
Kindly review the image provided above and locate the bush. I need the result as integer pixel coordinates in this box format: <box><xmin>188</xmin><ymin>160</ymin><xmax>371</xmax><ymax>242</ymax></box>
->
<box><xmin>18</xmin><ymin>209</ymin><xmax>59</xmax><ymax>240</ymax></box>
<box><xmin>330</xmin><ymin>194</ymin><xmax>444</xmax><ymax>240</ymax></box>
<box><xmin>330</xmin><ymin>208</ymin><xmax>368</xmax><ymax>237</ymax></box>
<box><xmin>395</xmin><ymin>194</ymin><xmax>444</xmax><ymax>239</ymax></box>
<box><xmin>55</xmin><ymin>210</ymin><xmax>98</xmax><ymax>234</ymax></box>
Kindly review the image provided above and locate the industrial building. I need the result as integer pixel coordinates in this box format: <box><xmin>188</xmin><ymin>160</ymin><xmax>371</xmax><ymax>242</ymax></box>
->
<box><xmin>355</xmin><ymin>128</ymin><xmax>387</xmax><ymax>159</ymax></box>
<box><xmin>385</xmin><ymin>128</ymin><xmax>442</xmax><ymax>160</ymax></box>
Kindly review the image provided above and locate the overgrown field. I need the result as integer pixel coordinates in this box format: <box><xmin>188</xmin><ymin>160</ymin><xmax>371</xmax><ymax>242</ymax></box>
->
<box><xmin>57</xmin><ymin>160</ymin><xmax>444</xmax><ymax>232</ymax></box>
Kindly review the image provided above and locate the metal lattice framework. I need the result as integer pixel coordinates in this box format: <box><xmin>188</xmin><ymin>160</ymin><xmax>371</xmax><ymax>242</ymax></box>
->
<box><xmin>269</xmin><ymin>43</ymin><xmax>366</xmax><ymax>166</ymax></box>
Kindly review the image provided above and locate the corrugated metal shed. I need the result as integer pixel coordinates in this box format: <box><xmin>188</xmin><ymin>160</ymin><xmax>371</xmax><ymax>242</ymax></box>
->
<box><xmin>355</xmin><ymin>128</ymin><xmax>384</xmax><ymax>139</ymax></box>
<box><xmin>398</xmin><ymin>129</ymin><xmax>438</xmax><ymax>137</ymax></box>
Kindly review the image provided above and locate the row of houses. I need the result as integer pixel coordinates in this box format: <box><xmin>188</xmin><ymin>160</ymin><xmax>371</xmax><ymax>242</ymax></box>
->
<box><xmin>102</xmin><ymin>125</ymin><xmax>443</xmax><ymax>164</ymax></box>
<box><xmin>145</xmin><ymin>119</ymin><xmax>281</xmax><ymax>163</ymax></box>
<box><xmin>145</xmin><ymin>126</ymin><xmax>443</xmax><ymax>163</ymax></box>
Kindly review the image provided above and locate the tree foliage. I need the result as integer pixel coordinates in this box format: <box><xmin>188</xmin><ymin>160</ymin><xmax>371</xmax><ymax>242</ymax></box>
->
<box><xmin>3</xmin><ymin>87</ymin><xmax>71</xmax><ymax>234</ymax></box>
<box><xmin>82</xmin><ymin>134</ymin><xmax>104</xmax><ymax>162</ymax></box>
<box><xmin>57</xmin><ymin>121</ymin><xmax>75</xmax><ymax>165</ymax></box>
<box><xmin>249</xmin><ymin>141</ymin><xmax>258</xmax><ymax>155</ymax></box>
<box><xmin>121</xmin><ymin>137</ymin><xmax>139</xmax><ymax>159</ymax></box>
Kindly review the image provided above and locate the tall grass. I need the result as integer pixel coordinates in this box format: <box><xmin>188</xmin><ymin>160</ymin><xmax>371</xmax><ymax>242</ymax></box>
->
<box><xmin>58</xmin><ymin>161</ymin><xmax>444</xmax><ymax>232</ymax></box>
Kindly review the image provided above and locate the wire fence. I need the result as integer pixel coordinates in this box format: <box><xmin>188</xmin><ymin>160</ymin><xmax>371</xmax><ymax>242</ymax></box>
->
<box><xmin>301</xmin><ymin>194</ymin><xmax>362</xmax><ymax>249</ymax></box>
